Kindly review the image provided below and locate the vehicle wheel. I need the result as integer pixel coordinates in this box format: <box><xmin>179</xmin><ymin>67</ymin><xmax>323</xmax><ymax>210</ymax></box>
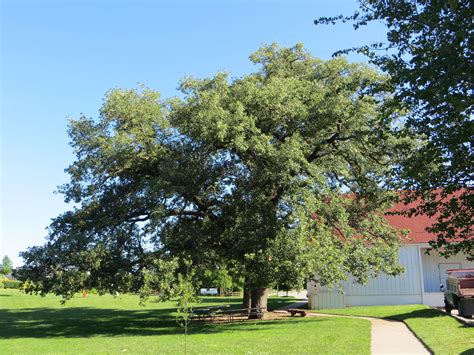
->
<box><xmin>444</xmin><ymin>298</ymin><xmax>452</xmax><ymax>314</ymax></box>
<box><xmin>459</xmin><ymin>308</ymin><xmax>472</xmax><ymax>319</ymax></box>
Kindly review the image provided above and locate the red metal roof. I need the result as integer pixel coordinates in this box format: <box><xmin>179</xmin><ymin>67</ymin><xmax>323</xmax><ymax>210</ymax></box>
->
<box><xmin>385</xmin><ymin>199</ymin><xmax>437</xmax><ymax>244</ymax></box>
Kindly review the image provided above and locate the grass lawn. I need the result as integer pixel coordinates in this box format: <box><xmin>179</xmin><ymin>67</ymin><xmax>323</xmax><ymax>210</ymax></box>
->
<box><xmin>1</xmin><ymin>289</ymin><xmax>371</xmax><ymax>354</ymax></box>
<box><xmin>314</xmin><ymin>304</ymin><xmax>474</xmax><ymax>354</ymax></box>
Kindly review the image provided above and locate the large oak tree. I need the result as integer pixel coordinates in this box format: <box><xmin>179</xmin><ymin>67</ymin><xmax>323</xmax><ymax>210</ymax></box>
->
<box><xmin>17</xmin><ymin>44</ymin><xmax>412</xmax><ymax>309</ymax></box>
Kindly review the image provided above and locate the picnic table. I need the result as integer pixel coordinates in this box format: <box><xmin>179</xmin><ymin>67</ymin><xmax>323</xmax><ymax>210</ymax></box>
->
<box><xmin>222</xmin><ymin>307</ymin><xmax>267</xmax><ymax>321</ymax></box>
<box><xmin>191</xmin><ymin>306</ymin><xmax>267</xmax><ymax>322</ymax></box>
<box><xmin>191</xmin><ymin>304</ymin><xmax>231</xmax><ymax>321</ymax></box>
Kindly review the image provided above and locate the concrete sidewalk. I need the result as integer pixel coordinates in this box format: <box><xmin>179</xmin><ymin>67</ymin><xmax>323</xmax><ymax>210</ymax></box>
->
<box><xmin>278</xmin><ymin>301</ymin><xmax>430</xmax><ymax>354</ymax></box>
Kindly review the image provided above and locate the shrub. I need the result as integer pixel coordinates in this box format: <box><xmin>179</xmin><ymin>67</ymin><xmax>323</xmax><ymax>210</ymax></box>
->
<box><xmin>1</xmin><ymin>279</ymin><xmax>21</xmax><ymax>289</ymax></box>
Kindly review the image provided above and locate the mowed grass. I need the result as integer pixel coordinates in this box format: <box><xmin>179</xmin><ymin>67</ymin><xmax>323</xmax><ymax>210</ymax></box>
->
<box><xmin>1</xmin><ymin>289</ymin><xmax>370</xmax><ymax>354</ymax></box>
<box><xmin>314</xmin><ymin>304</ymin><xmax>474</xmax><ymax>354</ymax></box>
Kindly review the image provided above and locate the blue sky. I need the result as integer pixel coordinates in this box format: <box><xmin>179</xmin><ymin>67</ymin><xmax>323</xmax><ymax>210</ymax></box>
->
<box><xmin>1</xmin><ymin>0</ymin><xmax>386</xmax><ymax>266</ymax></box>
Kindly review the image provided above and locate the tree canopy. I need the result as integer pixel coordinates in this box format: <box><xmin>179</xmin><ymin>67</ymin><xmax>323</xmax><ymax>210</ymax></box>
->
<box><xmin>17</xmin><ymin>44</ymin><xmax>413</xmax><ymax>306</ymax></box>
<box><xmin>0</xmin><ymin>255</ymin><xmax>13</xmax><ymax>276</ymax></box>
<box><xmin>315</xmin><ymin>0</ymin><xmax>473</xmax><ymax>259</ymax></box>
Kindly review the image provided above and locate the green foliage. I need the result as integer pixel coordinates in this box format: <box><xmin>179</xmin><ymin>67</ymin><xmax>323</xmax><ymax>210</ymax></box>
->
<box><xmin>0</xmin><ymin>255</ymin><xmax>13</xmax><ymax>276</ymax></box>
<box><xmin>138</xmin><ymin>258</ymin><xmax>180</xmax><ymax>304</ymax></box>
<box><xmin>17</xmin><ymin>44</ymin><xmax>413</xmax><ymax>300</ymax></box>
<box><xmin>315</xmin><ymin>1</ymin><xmax>473</xmax><ymax>259</ymax></box>
<box><xmin>1</xmin><ymin>279</ymin><xmax>21</xmax><ymax>289</ymax></box>
<box><xmin>201</xmin><ymin>267</ymin><xmax>236</xmax><ymax>292</ymax></box>
<box><xmin>176</xmin><ymin>274</ymin><xmax>199</xmax><ymax>324</ymax></box>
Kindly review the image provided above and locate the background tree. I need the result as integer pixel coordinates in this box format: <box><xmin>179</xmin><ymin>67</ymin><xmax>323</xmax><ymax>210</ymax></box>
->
<box><xmin>17</xmin><ymin>44</ymin><xmax>412</xmax><ymax>310</ymax></box>
<box><xmin>201</xmin><ymin>267</ymin><xmax>236</xmax><ymax>295</ymax></box>
<box><xmin>315</xmin><ymin>0</ymin><xmax>473</xmax><ymax>259</ymax></box>
<box><xmin>0</xmin><ymin>255</ymin><xmax>13</xmax><ymax>276</ymax></box>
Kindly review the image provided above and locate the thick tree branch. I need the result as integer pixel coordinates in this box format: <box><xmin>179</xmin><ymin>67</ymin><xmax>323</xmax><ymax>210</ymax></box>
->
<box><xmin>307</xmin><ymin>132</ymin><xmax>357</xmax><ymax>163</ymax></box>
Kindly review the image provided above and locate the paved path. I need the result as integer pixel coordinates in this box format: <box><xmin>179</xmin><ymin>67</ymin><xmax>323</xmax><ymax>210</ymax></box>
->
<box><xmin>279</xmin><ymin>301</ymin><xmax>430</xmax><ymax>355</ymax></box>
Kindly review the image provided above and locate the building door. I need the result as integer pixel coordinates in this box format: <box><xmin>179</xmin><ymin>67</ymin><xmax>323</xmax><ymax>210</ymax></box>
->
<box><xmin>438</xmin><ymin>263</ymin><xmax>462</xmax><ymax>290</ymax></box>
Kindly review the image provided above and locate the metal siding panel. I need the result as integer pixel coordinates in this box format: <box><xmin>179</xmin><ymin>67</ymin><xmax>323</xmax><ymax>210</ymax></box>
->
<box><xmin>342</xmin><ymin>246</ymin><xmax>421</xmax><ymax>297</ymax></box>
<box><xmin>405</xmin><ymin>247</ymin><xmax>412</xmax><ymax>294</ymax></box>
<box><xmin>403</xmin><ymin>246</ymin><xmax>413</xmax><ymax>294</ymax></box>
<box><xmin>346</xmin><ymin>295</ymin><xmax>422</xmax><ymax>307</ymax></box>
<box><xmin>405</xmin><ymin>245</ymin><xmax>419</xmax><ymax>295</ymax></box>
<box><xmin>386</xmin><ymin>275</ymin><xmax>394</xmax><ymax>295</ymax></box>
<box><xmin>315</xmin><ymin>290</ymin><xmax>345</xmax><ymax>309</ymax></box>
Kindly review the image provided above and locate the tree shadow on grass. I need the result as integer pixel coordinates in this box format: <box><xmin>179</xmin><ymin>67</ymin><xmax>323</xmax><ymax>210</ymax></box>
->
<box><xmin>388</xmin><ymin>308</ymin><xmax>471</xmax><ymax>328</ymax></box>
<box><xmin>0</xmin><ymin>307</ymin><xmax>328</xmax><ymax>339</ymax></box>
<box><xmin>388</xmin><ymin>308</ymin><xmax>447</xmax><ymax>321</ymax></box>
<box><xmin>0</xmin><ymin>307</ymin><xmax>179</xmax><ymax>339</ymax></box>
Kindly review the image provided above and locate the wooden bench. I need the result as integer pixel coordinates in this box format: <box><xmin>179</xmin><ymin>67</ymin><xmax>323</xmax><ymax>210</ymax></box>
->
<box><xmin>286</xmin><ymin>309</ymin><xmax>307</xmax><ymax>317</ymax></box>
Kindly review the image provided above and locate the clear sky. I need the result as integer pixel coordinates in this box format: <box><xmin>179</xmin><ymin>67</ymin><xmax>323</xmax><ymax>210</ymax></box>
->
<box><xmin>1</xmin><ymin>0</ymin><xmax>386</xmax><ymax>266</ymax></box>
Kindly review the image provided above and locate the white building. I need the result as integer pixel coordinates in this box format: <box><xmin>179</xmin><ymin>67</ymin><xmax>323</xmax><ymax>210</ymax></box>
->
<box><xmin>307</xmin><ymin>199</ymin><xmax>474</xmax><ymax>309</ymax></box>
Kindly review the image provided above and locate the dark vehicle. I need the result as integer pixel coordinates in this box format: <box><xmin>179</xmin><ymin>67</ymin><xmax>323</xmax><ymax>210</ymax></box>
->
<box><xmin>443</xmin><ymin>269</ymin><xmax>474</xmax><ymax>318</ymax></box>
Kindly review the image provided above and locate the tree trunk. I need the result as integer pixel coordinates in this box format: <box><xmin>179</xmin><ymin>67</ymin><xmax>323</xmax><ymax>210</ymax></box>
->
<box><xmin>248</xmin><ymin>287</ymin><xmax>268</xmax><ymax>319</ymax></box>
<box><xmin>242</xmin><ymin>284</ymin><xmax>251</xmax><ymax>309</ymax></box>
